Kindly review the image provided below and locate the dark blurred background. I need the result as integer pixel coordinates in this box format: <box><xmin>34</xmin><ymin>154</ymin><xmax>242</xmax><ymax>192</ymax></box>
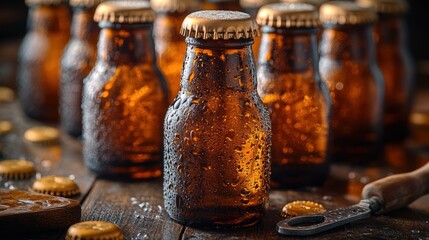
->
<box><xmin>0</xmin><ymin>0</ymin><xmax>428</xmax><ymax>90</ymax></box>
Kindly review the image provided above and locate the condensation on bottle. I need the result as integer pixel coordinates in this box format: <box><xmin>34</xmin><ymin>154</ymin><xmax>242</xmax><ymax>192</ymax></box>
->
<box><xmin>82</xmin><ymin>1</ymin><xmax>169</xmax><ymax>179</ymax></box>
<box><xmin>18</xmin><ymin>0</ymin><xmax>71</xmax><ymax>122</ymax></box>
<box><xmin>256</xmin><ymin>3</ymin><xmax>331</xmax><ymax>188</ymax></box>
<box><xmin>60</xmin><ymin>0</ymin><xmax>104</xmax><ymax>137</ymax></box>
<box><xmin>163</xmin><ymin>10</ymin><xmax>272</xmax><ymax>228</ymax></box>
<box><xmin>319</xmin><ymin>1</ymin><xmax>384</xmax><ymax>164</ymax></box>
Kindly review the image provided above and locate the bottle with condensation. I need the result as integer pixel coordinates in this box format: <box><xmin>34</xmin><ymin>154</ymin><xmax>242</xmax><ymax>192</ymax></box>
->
<box><xmin>164</xmin><ymin>10</ymin><xmax>271</xmax><ymax>228</ymax></box>
<box><xmin>18</xmin><ymin>0</ymin><xmax>71</xmax><ymax>122</ymax></box>
<box><xmin>358</xmin><ymin>0</ymin><xmax>414</xmax><ymax>143</ymax></box>
<box><xmin>83</xmin><ymin>1</ymin><xmax>169</xmax><ymax>179</ymax></box>
<box><xmin>152</xmin><ymin>0</ymin><xmax>201</xmax><ymax>103</ymax></box>
<box><xmin>202</xmin><ymin>0</ymin><xmax>243</xmax><ymax>11</ymax></box>
<box><xmin>60</xmin><ymin>0</ymin><xmax>104</xmax><ymax>137</ymax></box>
<box><xmin>240</xmin><ymin>0</ymin><xmax>278</xmax><ymax>64</ymax></box>
<box><xmin>319</xmin><ymin>1</ymin><xmax>384</xmax><ymax>163</ymax></box>
<box><xmin>256</xmin><ymin>3</ymin><xmax>330</xmax><ymax>188</ymax></box>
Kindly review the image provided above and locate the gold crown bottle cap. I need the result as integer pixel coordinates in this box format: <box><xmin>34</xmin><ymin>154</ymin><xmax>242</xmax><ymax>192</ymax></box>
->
<box><xmin>32</xmin><ymin>176</ymin><xmax>80</xmax><ymax>197</ymax></box>
<box><xmin>94</xmin><ymin>1</ymin><xmax>156</xmax><ymax>24</ymax></box>
<box><xmin>180</xmin><ymin>10</ymin><xmax>259</xmax><ymax>40</ymax></box>
<box><xmin>70</xmin><ymin>0</ymin><xmax>105</xmax><ymax>8</ymax></box>
<box><xmin>357</xmin><ymin>0</ymin><xmax>408</xmax><ymax>14</ymax></box>
<box><xmin>0</xmin><ymin>121</ymin><xmax>13</xmax><ymax>136</ymax></box>
<box><xmin>281</xmin><ymin>200</ymin><xmax>326</xmax><ymax>218</ymax></box>
<box><xmin>320</xmin><ymin>1</ymin><xmax>377</xmax><ymax>25</ymax></box>
<box><xmin>281</xmin><ymin>0</ymin><xmax>328</xmax><ymax>9</ymax></box>
<box><xmin>257</xmin><ymin>3</ymin><xmax>319</xmax><ymax>28</ymax></box>
<box><xmin>239</xmin><ymin>0</ymin><xmax>279</xmax><ymax>9</ymax></box>
<box><xmin>0</xmin><ymin>87</ymin><xmax>15</xmax><ymax>103</ymax></box>
<box><xmin>410</xmin><ymin>111</ymin><xmax>429</xmax><ymax>126</ymax></box>
<box><xmin>24</xmin><ymin>126</ymin><xmax>60</xmax><ymax>144</ymax></box>
<box><xmin>0</xmin><ymin>160</ymin><xmax>36</xmax><ymax>180</ymax></box>
<box><xmin>25</xmin><ymin>0</ymin><xmax>67</xmax><ymax>6</ymax></box>
<box><xmin>66</xmin><ymin>221</ymin><xmax>124</xmax><ymax>240</ymax></box>
<box><xmin>151</xmin><ymin>0</ymin><xmax>201</xmax><ymax>13</ymax></box>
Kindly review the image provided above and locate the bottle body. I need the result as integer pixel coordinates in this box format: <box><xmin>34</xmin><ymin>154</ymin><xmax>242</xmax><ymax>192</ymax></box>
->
<box><xmin>319</xmin><ymin>24</ymin><xmax>384</xmax><ymax>163</ymax></box>
<box><xmin>61</xmin><ymin>7</ymin><xmax>99</xmax><ymax>137</ymax></box>
<box><xmin>203</xmin><ymin>0</ymin><xmax>242</xmax><ymax>11</ymax></box>
<box><xmin>153</xmin><ymin>12</ymin><xmax>188</xmax><ymax>103</ymax></box>
<box><xmin>375</xmin><ymin>14</ymin><xmax>414</xmax><ymax>142</ymax></box>
<box><xmin>164</xmin><ymin>38</ymin><xmax>271</xmax><ymax>227</ymax></box>
<box><xmin>83</xmin><ymin>25</ymin><xmax>169</xmax><ymax>179</ymax></box>
<box><xmin>258</xmin><ymin>27</ymin><xmax>330</xmax><ymax>188</ymax></box>
<box><xmin>18</xmin><ymin>4</ymin><xmax>70</xmax><ymax>122</ymax></box>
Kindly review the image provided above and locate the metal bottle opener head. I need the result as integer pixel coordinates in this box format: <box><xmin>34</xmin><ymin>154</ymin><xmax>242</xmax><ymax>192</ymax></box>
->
<box><xmin>276</xmin><ymin>197</ymin><xmax>381</xmax><ymax>236</ymax></box>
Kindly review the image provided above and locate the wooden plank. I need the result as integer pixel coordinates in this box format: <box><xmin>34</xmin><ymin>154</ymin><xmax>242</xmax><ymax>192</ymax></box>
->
<box><xmin>79</xmin><ymin>179</ymin><xmax>184</xmax><ymax>240</ymax></box>
<box><xmin>182</xmin><ymin>189</ymin><xmax>429</xmax><ymax>239</ymax></box>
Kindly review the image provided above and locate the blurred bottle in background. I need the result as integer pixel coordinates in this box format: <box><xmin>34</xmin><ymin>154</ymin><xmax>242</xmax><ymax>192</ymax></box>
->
<box><xmin>152</xmin><ymin>0</ymin><xmax>201</xmax><ymax>103</ymax></box>
<box><xmin>83</xmin><ymin>1</ymin><xmax>169</xmax><ymax>180</ymax></box>
<box><xmin>240</xmin><ymin>0</ymin><xmax>278</xmax><ymax>64</ymax></box>
<box><xmin>18</xmin><ymin>0</ymin><xmax>71</xmax><ymax>122</ymax></box>
<box><xmin>60</xmin><ymin>0</ymin><xmax>104</xmax><ymax>137</ymax></box>
<box><xmin>202</xmin><ymin>0</ymin><xmax>242</xmax><ymax>11</ymax></box>
<box><xmin>358</xmin><ymin>0</ymin><xmax>414</xmax><ymax>143</ymax></box>
<box><xmin>319</xmin><ymin>1</ymin><xmax>384</xmax><ymax>164</ymax></box>
<box><xmin>257</xmin><ymin>3</ymin><xmax>330</xmax><ymax>188</ymax></box>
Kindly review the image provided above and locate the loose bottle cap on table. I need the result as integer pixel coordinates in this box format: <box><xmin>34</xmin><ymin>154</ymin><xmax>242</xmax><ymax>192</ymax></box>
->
<box><xmin>180</xmin><ymin>10</ymin><xmax>259</xmax><ymax>39</ymax></box>
<box><xmin>24</xmin><ymin>126</ymin><xmax>60</xmax><ymax>144</ymax></box>
<box><xmin>0</xmin><ymin>121</ymin><xmax>13</xmax><ymax>136</ymax></box>
<box><xmin>70</xmin><ymin>0</ymin><xmax>105</xmax><ymax>8</ymax></box>
<box><xmin>94</xmin><ymin>1</ymin><xmax>156</xmax><ymax>24</ymax></box>
<box><xmin>0</xmin><ymin>87</ymin><xmax>15</xmax><ymax>103</ymax></box>
<box><xmin>151</xmin><ymin>0</ymin><xmax>201</xmax><ymax>13</ymax></box>
<box><xmin>257</xmin><ymin>3</ymin><xmax>319</xmax><ymax>28</ymax></box>
<box><xmin>0</xmin><ymin>160</ymin><xmax>36</xmax><ymax>180</ymax></box>
<box><xmin>281</xmin><ymin>0</ymin><xmax>328</xmax><ymax>9</ymax></box>
<box><xmin>239</xmin><ymin>0</ymin><xmax>279</xmax><ymax>9</ymax></box>
<box><xmin>357</xmin><ymin>0</ymin><xmax>408</xmax><ymax>14</ymax></box>
<box><xmin>66</xmin><ymin>221</ymin><xmax>124</xmax><ymax>240</ymax></box>
<box><xmin>281</xmin><ymin>200</ymin><xmax>326</xmax><ymax>218</ymax></box>
<box><xmin>32</xmin><ymin>176</ymin><xmax>80</xmax><ymax>197</ymax></box>
<box><xmin>319</xmin><ymin>1</ymin><xmax>377</xmax><ymax>25</ymax></box>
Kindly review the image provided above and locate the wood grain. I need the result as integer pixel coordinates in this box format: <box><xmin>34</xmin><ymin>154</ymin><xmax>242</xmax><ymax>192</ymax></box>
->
<box><xmin>79</xmin><ymin>179</ymin><xmax>184</xmax><ymax>240</ymax></box>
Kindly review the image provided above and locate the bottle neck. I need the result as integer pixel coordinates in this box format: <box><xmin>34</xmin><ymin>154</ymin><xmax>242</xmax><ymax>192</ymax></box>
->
<box><xmin>375</xmin><ymin>14</ymin><xmax>407</xmax><ymax>47</ymax></box>
<box><xmin>97</xmin><ymin>24</ymin><xmax>157</xmax><ymax>65</ymax></box>
<box><xmin>29</xmin><ymin>4</ymin><xmax>70</xmax><ymax>33</ymax></box>
<box><xmin>259</xmin><ymin>27</ymin><xmax>318</xmax><ymax>73</ymax></box>
<box><xmin>71</xmin><ymin>7</ymin><xmax>99</xmax><ymax>42</ymax></box>
<box><xmin>181</xmin><ymin>38</ymin><xmax>257</xmax><ymax>95</ymax></box>
<box><xmin>320</xmin><ymin>24</ymin><xmax>376</xmax><ymax>61</ymax></box>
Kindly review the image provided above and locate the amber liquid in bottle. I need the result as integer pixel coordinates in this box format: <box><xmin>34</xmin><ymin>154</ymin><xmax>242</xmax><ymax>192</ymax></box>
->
<box><xmin>154</xmin><ymin>12</ymin><xmax>189</xmax><ymax>103</ymax></box>
<box><xmin>319</xmin><ymin>24</ymin><xmax>384</xmax><ymax>163</ymax></box>
<box><xmin>164</xmin><ymin>38</ymin><xmax>271</xmax><ymax>227</ymax></box>
<box><xmin>258</xmin><ymin>27</ymin><xmax>330</xmax><ymax>188</ymax></box>
<box><xmin>83</xmin><ymin>23</ymin><xmax>169</xmax><ymax>179</ymax></box>
<box><xmin>202</xmin><ymin>0</ymin><xmax>242</xmax><ymax>11</ymax></box>
<box><xmin>18</xmin><ymin>4</ymin><xmax>70</xmax><ymax>122</ymax></box>
<box><xmin>61</xmin><ymin>7</ymin><xmax>99</xmax><ymax>137</ymax></box>
<box><xmin>375</xmin><ymin>14</ymin><xmax>414</xmax><ymax>143</ymax></box>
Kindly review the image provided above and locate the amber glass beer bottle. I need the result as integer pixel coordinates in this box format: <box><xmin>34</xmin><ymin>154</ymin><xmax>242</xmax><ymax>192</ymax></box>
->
<box><xmin>18</xmin><ymin>0</ymin><xmax>71</xmax><ymax>122</ymax></box>
<box><xmin>257</xmin><ymin>3</ymin><xmax>330</xmax><ymax>188</ymax></box>
<box><xmin>358</xmin><ymin>0</ymin><xmax>414</xmax><ymax>143</ymax></box>
<box><xmin>240</xmin><ymin>0</ymin><xmax>278</xmax><ymax>64</ymax></box>
<box><xmin>60</xmin><ymin>0</ymin><xmax>103</xmax><ymax>137</ymax></box>
<box><xmin>202</xmin><ymin>0</ymin><xmax>243</xmax><ymax>11</ymax></box>
<box><xmin>164</xmin><ymin>10</ymin><xmax>271</xmax><ymax>228</ymax></box>
<box><xmin>319</xmin><ymin>1</ymin><xmax>384</xmax><ymax>163</ymax></box>
<box><xmin>83</xmin><ymin>1</ymin><xmax>169</xmax><ymax>179</ymax></box>
<box><xmin>152</xmin><ymin>0</ymin><xmax>201</xmax><ymax>103</ymax></box>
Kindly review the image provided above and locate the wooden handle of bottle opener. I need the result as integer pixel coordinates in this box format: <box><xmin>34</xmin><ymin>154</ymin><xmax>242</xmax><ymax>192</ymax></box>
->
<box><xmin>362</xmin><ymin>162</ymin><xmax>429</xmax><ymax>213</ymax></box>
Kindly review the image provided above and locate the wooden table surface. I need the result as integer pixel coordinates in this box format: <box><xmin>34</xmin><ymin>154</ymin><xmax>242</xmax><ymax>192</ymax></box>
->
<box><xmin>1</xmin><ymin>95</ymin><xmax>429</xmax><ymax>240</ymax></box>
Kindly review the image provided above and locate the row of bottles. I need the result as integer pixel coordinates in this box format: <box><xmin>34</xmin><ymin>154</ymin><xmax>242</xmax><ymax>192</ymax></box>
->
<box><xmin>15</xmin><ymin>0</ymin><xmax>414</xmax><ymax>229</ymax></box>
